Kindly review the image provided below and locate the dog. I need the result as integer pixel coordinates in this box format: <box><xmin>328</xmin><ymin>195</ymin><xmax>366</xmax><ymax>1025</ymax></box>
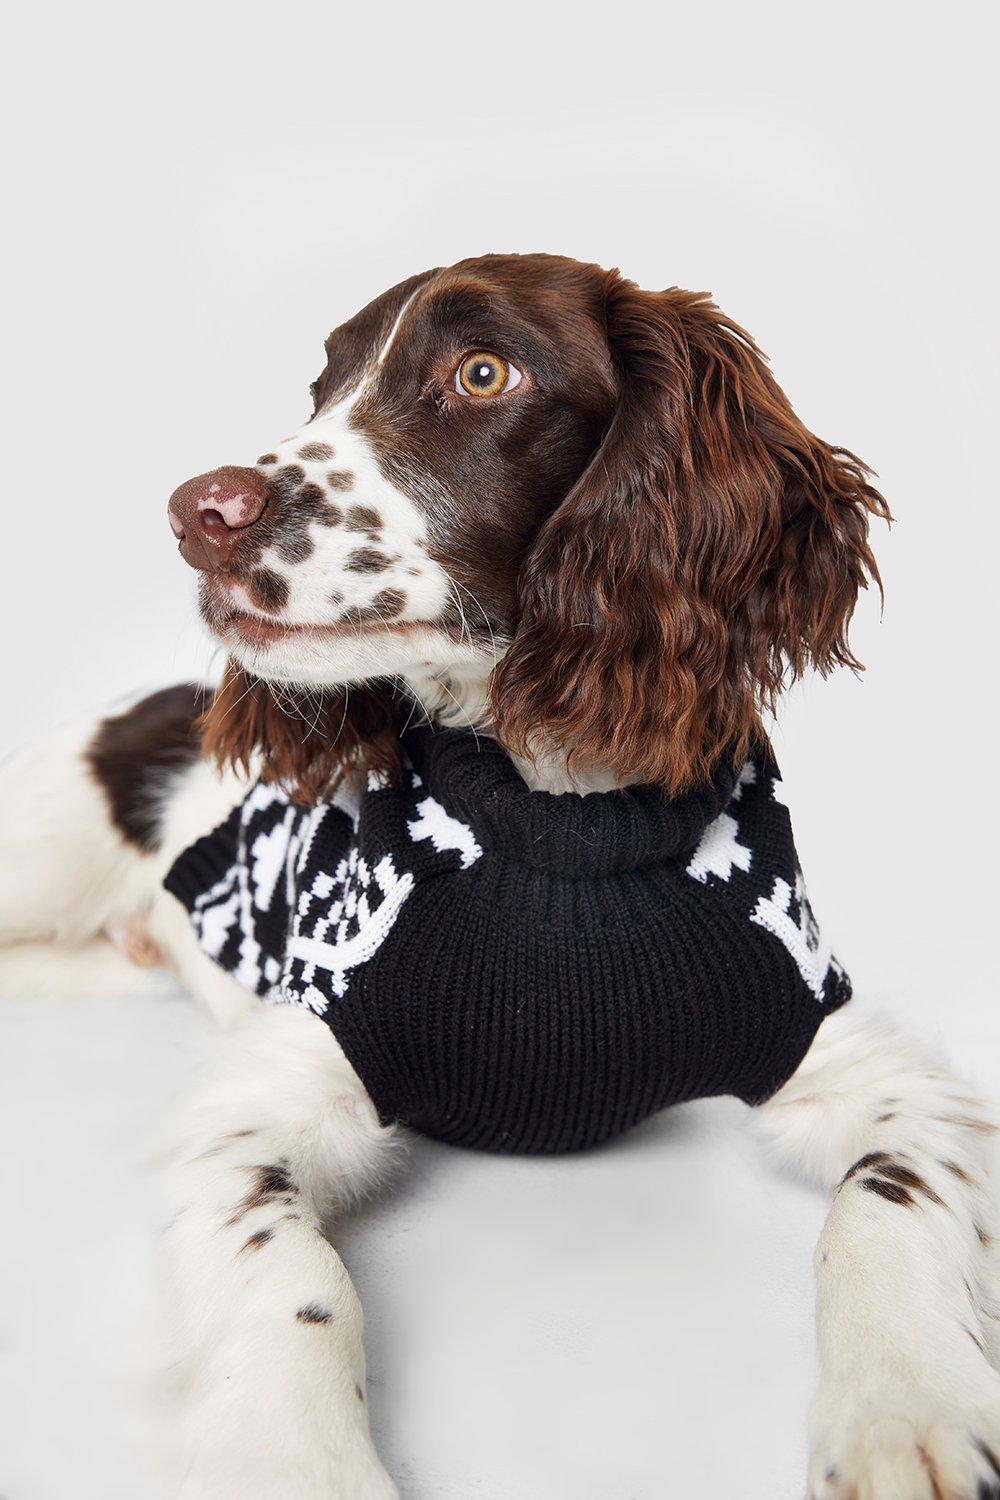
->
<box><xmin>1</xmin><ymin>253</ymin><xmax>998</xmax><ymax>1499</ymax></box>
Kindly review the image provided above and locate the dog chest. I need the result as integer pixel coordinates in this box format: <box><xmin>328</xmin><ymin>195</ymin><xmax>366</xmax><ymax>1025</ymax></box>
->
<box><xmin>165</xmin><ymin>727</ymin><xmax>850</xmax><ymax>1154</ymax></box>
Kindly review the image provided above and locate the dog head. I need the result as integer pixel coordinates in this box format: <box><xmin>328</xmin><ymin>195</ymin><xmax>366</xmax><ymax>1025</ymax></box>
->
<box><xmin>168</xmin><ymin>253</ymin><xmax>888</xmax><ymax>799</ymax></box>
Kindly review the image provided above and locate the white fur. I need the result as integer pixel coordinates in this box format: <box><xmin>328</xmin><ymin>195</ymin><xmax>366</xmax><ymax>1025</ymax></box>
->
<box><xmin>760</xmin><ymin>1006</ymin><xmax>1000</xmax><ymax>1496</ymax></box>
<box><xmin>2</xmin><ymin>714</ymin><xmax>999</xmax><ymax>1498</ymax></box>
<box><xmin>161</xmin><ymin>1005</ymin><xmax>397</xmax><ymax>1498</ymax></box>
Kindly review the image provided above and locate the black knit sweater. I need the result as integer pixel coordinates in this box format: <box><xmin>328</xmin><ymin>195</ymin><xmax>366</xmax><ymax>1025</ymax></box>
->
<box><xmin>165</xmin><ymin>727</ymin><xmax>850</xmax><ymax>1154</ymax></box>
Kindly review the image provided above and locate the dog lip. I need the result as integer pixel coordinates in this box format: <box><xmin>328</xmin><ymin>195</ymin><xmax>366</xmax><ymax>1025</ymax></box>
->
<box><xmin>208</xmin><ymin>603</ymin><xmax>441</xmax><ymax>648</ymax></box>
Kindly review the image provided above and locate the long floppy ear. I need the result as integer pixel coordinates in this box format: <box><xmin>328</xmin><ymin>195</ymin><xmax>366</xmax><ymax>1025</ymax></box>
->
<box><xmin>199</xmin><ymin>660</ymin><xmax>403</xmax><ymax>805</ymax></box>
<box><xmin>490</xmin><ymin>274</ymin><xmax>891</xmax><ymax>793</ymax></box>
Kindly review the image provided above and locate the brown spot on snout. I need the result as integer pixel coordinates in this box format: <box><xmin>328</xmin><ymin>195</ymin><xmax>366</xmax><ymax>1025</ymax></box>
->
<box><xmin>346</xmin><ymin>504</ymin><xmax>382</xmax><ymax>531</ymax></box>
<box><xmin>275</xmin><ymin>464</ymin><xmax>306</xmax><ymax>489</ymax></box>
<box><xmin>371</xmin><ymin>589</ymin><xmax>407</xmax><ymax>617</ymax></box>
<box><xmin>346</xmin><ymin>548</ymin><xmax>390</xmax><ymax>573</ymax></box>
<box><xmin>247</xmin><ymin>568</ymin><xmax>290</xmax><ymax>613</ymax></box>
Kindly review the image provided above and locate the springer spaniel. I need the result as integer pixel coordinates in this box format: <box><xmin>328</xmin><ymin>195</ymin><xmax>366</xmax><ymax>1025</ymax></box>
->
<box><xmin>2</xmin><ymin>254</ymin><xmax>998</xmax><ymax>1499</ymax></box>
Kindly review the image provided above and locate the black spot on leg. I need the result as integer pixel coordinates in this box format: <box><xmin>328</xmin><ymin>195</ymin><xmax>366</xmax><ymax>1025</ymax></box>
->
<box><xmin>842</xmin><ymin>1153</ymin><xmax>950</xmax><ymax>1211</ymax></box>
<box><xmin>861</xmin><ymin>1175</ymin><xmax>916</xmax><ymax>1207</ymax></box>
<box><xmin>877</xmin><ymin>1159</ymin><xmax>949</xmax><ymax>1209</ymax></box>
<box><xmin>225</xmin><ymin>1162</ymin><xmax>298</xmax><ymax>1226</ymax></box>
<box><xmin>355</xmin><ymin>1384</ymin><xmax>365</xmax><ymax>1403</ymax></box>
<box><xmin>240</xmin><ymin>1226</ymin><xmax>276</xmax><ymax>1253</ymax></box>
<box><xmin>824</xmin><ymin>1465</ymin><xmax>839</xmax><ymax>1484</ymax></box>
<box><xmin>875</xmin><ymin>1111</ymin><xmax>897</xmax><ymax>1123</ymax></box>
<box><xmin>839</xmin><ymin>1151</ymin><xmax>893</xmax><ymax>1188</ymax></box>
<box><xmin>296</xmin><ymin>1303</ymin><xmax>333</xmax><ymax>1324</ymax></box>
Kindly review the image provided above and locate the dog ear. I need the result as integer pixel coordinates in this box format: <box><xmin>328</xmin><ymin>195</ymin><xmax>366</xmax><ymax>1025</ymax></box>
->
<box><xmin>198</xmin><ymin>661</ymin><xmax>403</xmax><ymax>805</ymax></box>
<box><xmin>490</xmin><ymin>274</ymin><xmax>891</xmax><ymax>793</ymax></box>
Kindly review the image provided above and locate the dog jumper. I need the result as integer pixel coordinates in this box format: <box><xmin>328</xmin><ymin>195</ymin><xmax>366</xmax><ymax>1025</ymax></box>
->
<box><xmin>165</xmin><ymin>726</ymin><xmax>851</xmax><ymax>1154</ymax></box>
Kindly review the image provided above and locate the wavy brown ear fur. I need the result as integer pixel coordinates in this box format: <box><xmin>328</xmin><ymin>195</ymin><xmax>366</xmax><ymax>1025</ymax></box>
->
<box><xmin>199</xmin><ymin>661</ymin><xmax>403</xmax><ymax>806</ymax></box>
<box><xmin>491</xmin><ymin>273</ymin><xmax>891</xmax><ymax>794</ymax></box>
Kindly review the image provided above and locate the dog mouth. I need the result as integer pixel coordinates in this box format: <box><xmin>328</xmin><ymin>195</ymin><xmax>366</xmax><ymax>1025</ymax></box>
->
<box><xmin>199</xmin><ymin>580</ymin><xmax>453</xmax><ymax>650</ymax></box>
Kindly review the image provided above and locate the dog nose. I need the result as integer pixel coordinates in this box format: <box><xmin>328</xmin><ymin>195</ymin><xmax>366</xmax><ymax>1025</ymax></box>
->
<box><xmin>167</xmin><ymin>465</ymin><xmax>270</xmax><ymax>570</ymax></box>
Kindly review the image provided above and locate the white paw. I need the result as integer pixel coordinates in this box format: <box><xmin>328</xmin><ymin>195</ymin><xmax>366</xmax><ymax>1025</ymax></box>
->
<box><xmin>809</xmin><ymin>1369</ymin><xmax>1000</xmax><ymax>1500</ymax></box>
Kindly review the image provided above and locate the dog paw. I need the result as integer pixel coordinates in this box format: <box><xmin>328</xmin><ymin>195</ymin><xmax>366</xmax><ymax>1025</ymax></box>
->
<box><xmin>809</xmin><ymin>1375</ymin><xmax>1000</xmax><ymax>1500</ymax></box>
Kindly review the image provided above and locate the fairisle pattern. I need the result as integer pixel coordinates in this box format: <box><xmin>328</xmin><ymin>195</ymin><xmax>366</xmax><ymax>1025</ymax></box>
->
<box><xmin>167</xmin><ymin>726</ymin><xmax>850</xmax><ymax>1154</ymax></box>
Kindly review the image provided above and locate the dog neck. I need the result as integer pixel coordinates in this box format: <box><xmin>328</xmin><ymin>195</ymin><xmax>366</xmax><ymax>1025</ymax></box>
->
<box><xmin>401</xmin><ymin>666</ymin><xmax>624</xmax><ymax>797</ymax></box>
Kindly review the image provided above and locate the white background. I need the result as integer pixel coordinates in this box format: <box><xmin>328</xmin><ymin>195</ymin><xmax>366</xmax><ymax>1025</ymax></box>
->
<box><xmin>1</xmin><ymin>4</ymin><xmax>998</xmax><ymax>1496</ymax></box>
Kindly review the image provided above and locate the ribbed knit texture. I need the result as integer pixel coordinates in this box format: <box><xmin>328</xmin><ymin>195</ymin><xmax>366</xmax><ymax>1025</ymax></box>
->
<box><xmin>165</xmin><ymin>726</ymin><xmax>850</xmax><ymax>1154</ymax></box>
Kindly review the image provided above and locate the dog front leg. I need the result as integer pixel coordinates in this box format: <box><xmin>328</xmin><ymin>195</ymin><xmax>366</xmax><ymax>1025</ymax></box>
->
<box><xmin>759</xmin><ymin>1005</ymin><xmax>1000</xmax><ymax>1500</ymax></box>
<box><xmin>162</xmin><ymin>1005</ymin><xmax>398</xmax><ymax>1499</ymax></box>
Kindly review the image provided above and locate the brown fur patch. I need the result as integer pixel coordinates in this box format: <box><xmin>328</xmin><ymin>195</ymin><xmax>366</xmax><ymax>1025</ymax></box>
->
<box><xmin>346</xmin><ymin>504</ymin><xmax>383</xmax><ymax>531</ymax></box>
<box><xmin>87</xmin><ymin>684</ymin><xmax>207</xmax><ymax>852</ymax></box>
<box><xmin>370</xmin><ymin>588</ymin><xmax>407</xmax><ymax>617</ymax></box>
<box><xmin>861</xmin><ymin>1176</ymin><xmax>915</xmax><ymax>1207</ymax></box>
<box><xmin>326</xmin><ymin>470</ymin><xmax>355</xmax><ymax>491</ymax></box>
<box><xmin>299</xmin><ymin>442</ymin><xmax>335</xmax><ymax>461</ymax></box>
<box><xmin>843</xmin><ymin>1153</ymin><xmax>948</xmax><ymax>1211</ymax></box>
<box><xmin>199</xmin><ymin>662</ymin><xmax>404</xmax><ymax>806</ymax></box>
<box><xmin>296</xmin><ymin>1303</ymin><xmax>333</xmax><ymax>1324</ymax></box>
<box><xmin>247</xmin><ymin>568</ymin><xmax>290</xmax><ymax>613</ymax></box>
<box><xmin>346</xmin><ymin>548</ymin><xmax>390</xmax><ymax>573</ymax></box>
<box><xmin>240</xmin><ymin>1226</ymin><xmax>276</xmax><ymax>1253</ymax></box>
<box><xmin>225</xmin><ymin>1163</ymin><xmax>297</xmax><ymax>1226</ymax></box>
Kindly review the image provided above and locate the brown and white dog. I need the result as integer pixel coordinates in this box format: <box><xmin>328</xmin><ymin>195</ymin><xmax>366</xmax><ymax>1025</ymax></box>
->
<box><xmin>1</xmin><ymin>254</ymin><xmax>999</xmax><ymax>1499</ymax></box>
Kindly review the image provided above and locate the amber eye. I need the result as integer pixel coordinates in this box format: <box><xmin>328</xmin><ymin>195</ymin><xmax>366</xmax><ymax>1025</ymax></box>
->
<box><xmin>455</xmin><ymin>351</ymin><xmax>522</xmax><ymax>397</ymax></box>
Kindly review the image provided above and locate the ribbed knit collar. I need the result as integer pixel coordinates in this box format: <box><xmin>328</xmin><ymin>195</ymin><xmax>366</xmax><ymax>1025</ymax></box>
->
<box><xmin>401</xmin><ymin>726</ymin><xmax>737</xmax><ymax>878</ymax></box>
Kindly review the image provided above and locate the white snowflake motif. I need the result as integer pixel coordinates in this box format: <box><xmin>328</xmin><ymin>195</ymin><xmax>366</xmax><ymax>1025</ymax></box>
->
<box><xmin>282</xmin><ymin>848</ymin><xmax>415</xmax><ymax>1012</ymax></box>
<box><xmin>407</xmin><ymin>794</ymin><xmax>482</xmax><ymax>869</ymax></box>
<box><xmin>686</xmin><ymin>762</ymin><xmax>756</xmax><ymax>884</ymax></box>
<box><xmin>750</xmin><ymin>870</ymin><xmax>837</xmax><ymax>1001</ymax></box>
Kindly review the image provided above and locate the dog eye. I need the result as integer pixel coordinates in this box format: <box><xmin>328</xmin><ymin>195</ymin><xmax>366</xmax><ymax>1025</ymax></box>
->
<box><xmin>454</xmin><ymin>352</ymin><xmax>522</xmax><ymax>398</ymax></box>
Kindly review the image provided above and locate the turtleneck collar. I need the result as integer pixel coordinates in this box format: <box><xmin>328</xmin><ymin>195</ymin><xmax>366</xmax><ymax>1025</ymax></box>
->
<box><xmin>401</xmin><ymin>725</ymin><xmax>737</xmax><ymax>878</ymax></box>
